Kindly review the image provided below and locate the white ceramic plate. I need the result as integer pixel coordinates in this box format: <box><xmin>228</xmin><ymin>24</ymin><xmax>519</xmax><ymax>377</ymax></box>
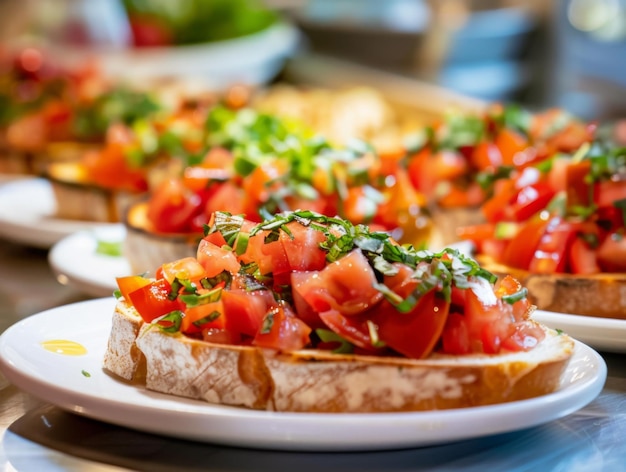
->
<box><xmin>0</xmin><ymin>178</ymin><xmax>115</xmax><ymax>249</ymax></box>
<box><xmin>533</xmin><ymin>310</ymin><xmax>626</xmax><ymax>354</ymax></box>
<box><xmin>48</xmin><ymin>225</ymin><xmax>130</xmax><ymax>298</ymax></box>
<box><xmin>0</xmin><ymin>298</ymin><xmax>606</xmax><ymax>452</ymax></box>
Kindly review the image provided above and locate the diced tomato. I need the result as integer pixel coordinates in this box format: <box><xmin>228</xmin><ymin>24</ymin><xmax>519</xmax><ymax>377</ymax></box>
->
<box><xmin>495</xmin><ymin>128</ymin><xmax>530</xmax><ymax>166</ymax></box>
<box><xmin>290</xmin><ymin>250</ymin><xmax>382</xmax><ymax>316</ymax></box>
<box><xmin>566</xmin><ymin>160</ymin><xmax>592</xmax><ymax>208</ymax></box>
<box><xmin>197</xmin><ymin>239</ymin><xmax>241</xmax><ymax>277</ymax></box>
<box><xmin>279</xmin><ymin>222</ymin><xmax>328</xmax><ymax>272</ymax></box>
<box><xmin>242</xmin><ymin>159</ymin><xmax>288</xmax><ymax>203</ymax></box>
<box><xmin>318</xmin><ymin>310</ymin><xmax>378</xmax><ymax>351</ymax></box>
<box><xmin>341</xmin><ymin>186</ymin><xmax>378</xmax><ymax>224</ymax></box>
<box><xmin>253</xmin><ymin>302</ymin><xmax>312</xmax><ymax>352</ymax></box>
<box><xmin>547</xmin><ymin>157</ymin><xmax>570</xmax><ymax>193</ymax></box>
<box><xmin>407</xmin><ymin>147</ymin><xmax>433</xmax><ymax>195</ymax></box>
<box><xmin>500</xmin><ymin>218</ymin><xmax>549</xmax><ymax>270</ymax></box>
<box><xmin>441</xmin><ymin>312</ymin><xmax>471</xmax><ymax>355</ymax></box>
<box><xmin>505</xmin><ymin>182</ymin><xmax>555</xmax><ymax>222</ymax></box>
<box><xmin>221</xmin><ymin>289</ymin><xmax>276</xmax><ymax>337</ymax></box>
<box><xmin>181</xmin><ymin>298</ymin><xmax>225</xmax><ymax>334</ymax></box>
<box><xmin>529</xmin><ymin>217</ymin><xmax>576</xmax><ymax>273</ymax></box>
<box><xmin>128</xmin><ymin>279</ymin><xmax>183</xmax><ymax>323</ymax></box>
<box><xmin>482</xmin><ymin>179</ymin><xmax>517</xmax><ymax>223</ymax></box>
<box><xmin>500</xmin><ymin>321</ymin><xmax>545</xmax><ymax>351</ymax></box>
<box><xmin>116</xmin><ymin>275</ymin><xmax>151</xmax><ymax>301</ymax></box>
<box><xmin>159</xmin><ymin>257</ymin><xmax>206</xmax><ymax>285</ymax></box>
<box><xmin>481</xmin><ymin>238</ymin><xmax>508</xmax><ymax>262</ymax></box>
<box><xmin>494</xmin><ymin>275</ymin><xmax>531</xmax><ymax>322</ymax></box>
<box><xmin>596</xmin><ymin>232</ymin><xmax>626</xmax><ymax>272</ymax></box>
<box><xmin>471</xmin><ymin>141</ymin><xmax>502</xmax><ymax>170</ymax></box>
<box><xmin>147</xmin><ymin>178</ymin><xmax>203</xmax><ymax>233</ymax></box>
<box><xmin>594</xmin><ymin>180</ymin><xmax>626</xmax><ymax>208</ymax></box>
<box><xmin>569</xmin><ymin>236</ymin><xmax>600</xmax><ymax>275</ymax></box>
<box><xmin>204</xmin><ymin>182</ymin><xmax>252</xmax><ymax>220</ymax></box>
<box><xmin>370</xmin><ymin>289</ymin><xmax>451</xmax><ymax>359</ymax></box>
<box><xmin>462</xmin><ymin>281</ymin><xmax>510</xmax><ymax>353</ymax></box>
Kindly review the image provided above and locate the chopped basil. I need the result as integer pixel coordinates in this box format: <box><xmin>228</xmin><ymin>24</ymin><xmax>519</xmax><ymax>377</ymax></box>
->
<box><xmin>154</xmin><ymin>311</ymin><xmax>183</xmax><ymax>333</ymax></box>
<box><xmin>260</xmin><ymin>308</ymin><xmax>276</xmax><ymax>334</ymax></box>
<box><xmin>501</xmin><ymin>287</ymin><xmax>528</xmax><ymax>304</ymax></box>
<box><xmin>315</xmin><ymin>329</ymin><xmax>354</xmax><ymax>354</ymax></box>
<box><xmin>179</xmin><ymin>287</ymin><xmax>223</xmax><ymax>307</ymax></box>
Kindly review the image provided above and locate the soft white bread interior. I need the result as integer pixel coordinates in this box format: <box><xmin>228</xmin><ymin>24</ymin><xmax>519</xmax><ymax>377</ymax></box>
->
<box><xmin>104</xmin><ymin>300</ymin><xmax>575</xmax><ymax>413</ymax></box>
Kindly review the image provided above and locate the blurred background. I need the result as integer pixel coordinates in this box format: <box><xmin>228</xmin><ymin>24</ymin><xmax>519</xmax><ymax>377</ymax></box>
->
<box><xmin>0</xmin><ymin>0</ymin><xmax>625</xmax><ymax>121</ymax></box>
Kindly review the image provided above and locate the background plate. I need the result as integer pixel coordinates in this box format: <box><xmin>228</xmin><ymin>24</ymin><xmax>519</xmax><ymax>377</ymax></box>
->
<box><xmin>533</xmin><ymin>310</ymin><xmax>626</xmax><ymax>354</ymax></box>
<box><xmin>0</xmin><ymin>178</ymin><xmax>115</xmax><ymax>249</ymax></box>
<box><xmin>48</xmin><ymin>225</ymin><xmax>129</xmax><ymax>298</ymax></box>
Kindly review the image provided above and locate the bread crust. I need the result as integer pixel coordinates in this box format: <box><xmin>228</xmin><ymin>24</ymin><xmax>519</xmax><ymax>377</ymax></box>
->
<box><xmin>124</xmin><ymin>202</ymin><xmax>200</xmax><ymax>275</ymax></box>
<box><xmin>104</xmin><ymin>300</ymin><xmax>575</xmax><ymax>413</ymax></box>
<box><xmin>479</xmin><ymin>256</ymin><xmax>626</xmax><ymax>320</ymax></box>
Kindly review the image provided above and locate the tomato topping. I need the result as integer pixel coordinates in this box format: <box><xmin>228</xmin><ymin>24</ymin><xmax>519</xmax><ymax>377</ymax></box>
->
<box><xmin>291</xmin><ymin>250</ymin><xmax>382</xmax><ymax>316</ymax></box>
<box><xmin>197</xmin><ymin>239</ymin><xmax>241</xmax><ymax>278</ymax></box>
<box><xmin>128</xmin><ymin>279</ymin><xmax>183</xmax><ymax>323</ymax></box>
<box><xmin>596</xmin><ymin>232</ymin><xmax>626</xmax><ymax>273</ymax></box>
<box><xmin>370</xmin><ymin>289</ymin><xmax>451</xmax><ymax>359</ymax></box>
<box><xmin>120</xmin><ymin>211</ymin><xmax>539</xmax><ymax>359</ymax></box>
<box><xmin>500</xmin><ymin>218</ymin><xmax>549</xmax><ymax>270</ymax></box>
<box><xmin>505</xmin><ymin>183</ymin><xmax>556</xmax><ymax>222</ymax></box>
<box><xmin>253</xmin><ymin>302</ymin><xmax>312</xmax><ymax>352</ymax></box>
<box><xmin>529</xmin><ymin>217</ymin><xmax>576</xmax><ymax>273</ymax></box>
<box><xmin>221</xmin><ymin>289</ymin><xmax>276</xmax><ymax>338</ymax></box>
<box><xmin>116</xmin><ymin>275</ymin><xmax>151</xmax><ymax>301</ymax></box>
<box><xmin>147</xmin><ymin>178</ymin><xmax>203</xmax><ymax>233</ymax></box>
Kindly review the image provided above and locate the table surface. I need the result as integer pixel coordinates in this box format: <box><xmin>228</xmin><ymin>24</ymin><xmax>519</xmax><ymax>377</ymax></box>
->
<box><xmin>0</xmin><ymin>202</ymin><xmax>625</xmax><ymax>472</ymax></box>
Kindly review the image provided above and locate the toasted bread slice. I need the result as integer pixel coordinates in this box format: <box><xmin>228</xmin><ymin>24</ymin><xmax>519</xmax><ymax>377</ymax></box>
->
<box><xmin>124</xmin><ymin>201</ymin><xmax>200</xmax><ymax>275</ymax></box>
<box><xmin>479</xmin><ymin>256</ymin><xmax>626</xmax><ymax>320</ymax></box>
<box><xmin>104</xmin><ymin>300</ymin><xmax>575</xmax><ymax>413</ymax></box>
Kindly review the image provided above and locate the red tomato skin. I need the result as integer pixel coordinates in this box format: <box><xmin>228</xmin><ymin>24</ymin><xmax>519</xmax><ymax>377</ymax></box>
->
<box><xmin>505</xmin><ymin>183</ymin><xmax>556</xmax><ymax>222</ymax></box>
<box><xmin>441</xmin><ymin>312</ymin><xmax>471</xmax><ymax>355</ymax></box>
<box><xmin>569</xmin><ymin>237</ymin><xmax>601</xmax><ymax>275</ymax></box>
<box><xmin>196</xmin><ymin>239</ymin><xmax>241</xmax><ymax>277</ymax></box>
<box><xmin>370</xmin><ymin>289</ymin><xmax>451</xmax><ymax>359</ymax></box>
<box><xmin>596</xmin><ymin>233</ymin><xmax>626</xmax><ymax>272</ymax></box>
<box><xmin>290</xmin><ymin>250</ymin><xmax>382</xmax><ymax>316</ymax></box>
<box><xmin>116</xmin><ymin>275</ymin><xmax>151</xmax><ymax>302</ymax></box>
<box><xmin>529</xmin><ymin>217</ymin><xmax>576</xmax><ymax>274</ymax></box>
<box><xmin>221</xmin><ymin>289</ymin><xmax>276</xmax><ymax>338</ymax></box>
<box><xmin>279</xmin><ymin>222</ymin><xmax>328</xmax><ymax>272</ymax></box>
<box><xmin>501</xmin><ymin>219</ymin><xmax>549</xmax><ymax>270</ymax></box>
<box><xmin>252</xmin><ymin>302</ymin><xmax>312</xmax><ymax>352</ymax></box>
<box><xmin>147</xmin><ymin>178</ymin><xmax>203</xmax><ymax>233</ymax></box>
<box><xmin>128</xmin><ymin>279</ymin><xmax>182</xmax><ymax>323</ymax></box>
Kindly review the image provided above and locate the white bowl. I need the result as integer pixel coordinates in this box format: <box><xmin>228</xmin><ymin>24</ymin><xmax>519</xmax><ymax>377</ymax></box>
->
<box><xmin>47</xmin><ymin>21</ymin><xmax>301</xmax><ymax>89</ymax></box>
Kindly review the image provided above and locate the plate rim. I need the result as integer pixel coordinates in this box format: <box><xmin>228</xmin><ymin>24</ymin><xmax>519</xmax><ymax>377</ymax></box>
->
<box><xmin>0</xmin><ymin>298</ymin><xmax>607</xmax><ymax>451</ymax></box>
<box><xmin>533</xmin><ymin>309</ymin><xmax>626</xmax><ymax>353</ymax></box>
<box><xmin>48</xmin><ymin>225</ymin><xmax>129</xmax><ymax>298</ymax></box>
<box><xmin>0</xmin><ymin>178</ymin><xmax>115</xmax><ymax>248</ymax></box>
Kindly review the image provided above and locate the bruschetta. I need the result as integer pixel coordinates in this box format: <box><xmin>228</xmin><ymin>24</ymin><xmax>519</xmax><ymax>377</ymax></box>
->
<box><xmin>103</xmin><ymin>211</ymin><xmax>574</xmax><ymax>412</ymax></box>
